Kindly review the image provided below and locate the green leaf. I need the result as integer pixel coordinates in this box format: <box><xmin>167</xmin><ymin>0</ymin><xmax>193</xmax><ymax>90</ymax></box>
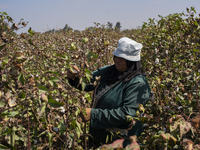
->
<box><xmin>11</xmin><ymin>126</ymin><xmax>16</xmax><ymax>147</ymax></box>
<box><xmin>85</xmin><ymin>68</ymin><xmax>92</xmax><ymax>82</ymax></box>
<box><xmin>48</xmin><ymin>95</ymin><xmax>64</xmax><ymax>108</ymax></box>
<box><xmin>0</xmin><ymin>44</ymin><xmax>6</xmax><ymax>51</ymax></box>
<box><xmin>38</xmin><ymin>103</ymin><xmax>46</xmax><ymax>116</ymax></box>
<box><xmin>38</xmin><ymin>86</ymin><xmax>49</xmax><ymax>93</ymax></box>
<box><xmin>186</xmin><ymin>7</ymin><xmax>190</xmax><ymax>13</ymax></box>
<box><xmin>2</xmin><ymin>12</ymin><xmax>8</xmax><ymax>15</ymax></box>
<box><xmin>73</xmin><ymin>120</ymin><xmax>83</xmax><ymax>139</ymax></box>
<box><xmin>0</xmin><ymin>144</ymin><xmax>8</xmax><ymax>149</ymax></box>
<box><xmin>19</xmin><ymin>92</ymin><xmax>26</xmax><ymax>99</ymax></box>
<box><xmin>8</xmin><ymin>111</ymin><xmax>19</xmax><ymax>117</ymax></box>
<box><xmin>54</xmin><ymin>53</ymin><xmax>68</xmax><ymax>60</ymax></box>
<box><xmin>75</xmin><ymin>127</ymin><xmax>81</xmax><ymax>139</ymax></box>
<box><xmin>49</xmin><ymin>80</ymin><xmax>57</xmax><ymax>87</ymax></box>
<box><xmin>48</xmin><ymin>132</ymin><xmax>53</xmax><ymax>149</ymax></box>
<box><xmin>106</xmin><ymin>135</ymin><xmax>109</xmax><ymax>143</ymax></box>
<box><xmin>193</xmin><ymin>49</ymin><xmax>200</xmax><ymax>52</ymax></box>
<box><xmin>3</xmin><ymin>57</ymin><xmax>9</xmax><ymax>64</ymax></box>
<box><xmin>1</xmin><ymin>127</ymin><xmax>11</xmax><ymax>135</ymax></box>
<box><xmin>191</xmin><ymin>6</ymin><xmax>196</xmax><ymax>13</ymax></box>
<box><xmin>84</xmin><ymin>93</ymin><xmax>92</xmax><ymax>102</ymax></box>
<box><xmin>70</xmin><ymin>42</ymin><xmax>76</xmax><ymax>50</ymax></box>
<box><xmin>86</xmin><ymin>50</ymin><xmax>98</xmax><ymax>62</ymax></box>
<box><xmin>18</xmin><ymin>73</ymin><xmax>25</xmax><ymax>85</ymax></box>
<box><xmin>194</xmin><ymin>21</ymin><xmax>199</xmax><ymax>26</ymax></box>
<box><xmin>58</xmin><ymin>120</ymin><xmax>66</xmax><ymax>135</ymax></box>
<box><xmin>49</xmin><ymin>77</ymin><xmax>59</xmax><ymax>82</ymax></box>
<box><xmin>81</xmin><ymin>78</ymin><xmax>87</xmax><ymax>91</ymax></box>
<box><xmin>28</xmin><ymin>39</ymin><xmax>34</xmax><ymax>45</ymax></box>
<box><xmin>19</xmin><ymin>136</ymin><xmax>27</xmax><ymax>147</ymax></box>
<box><xmin>6</xmin><ymin>16</ymin><xmax>13</xmax><ymax>23</ymax></box>
<box><xmin>76</xmin><ymin>120</ymin><xmax>82</xmax><ymax>133</ymax></box>
<box><xmin>49</xmin><ymin>77</ymin><xmax>59</xmax><ymax>86</ymax></box>
<box><xmin>75</xmin><ymin>120</ymin><xmax>83</xmax><ymax>139</ymax></box>
<box><xmin>68</xmin><ymin>132</ymin><xmax>75</xmax><ymax>148</ymax></box>
<box><xmin>75</xmin><ymin>108</ymin><xmax>80</xmax><ymax>117</ymax></box>
<box><xmin>44</xmin><ymin>70</ymin><xmax>59</xmax><ymax>75</ymax></box>
<box><xmin>28</xmin><ymin>28</ymin><xmax>35</xmax><ymax>36</ymax></box>
<box><xmin>0</xmin><ymin>101</ymin><xmax>5</xmax><ymax>108</ymax></box>
<box><xmin>18</xmin><ymin>125</ymin><xmax>26</xmax><ymax>131</ymax></box>
<box><xmin>38</xmin><ymin>130</ymin><xmax>48</xmax><ymax>137</ymax></box>
<box><xmin>0</xmin><ymin>111</ymin><xmax>19</xmax><ymax>118</ymax></box>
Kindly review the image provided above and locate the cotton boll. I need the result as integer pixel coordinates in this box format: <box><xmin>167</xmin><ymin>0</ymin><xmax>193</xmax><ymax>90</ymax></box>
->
<box><xmin>155</xmin><ymin>48</ymin><xmax>158</xmax><ymax>54</ymax></box>
<box><xmin>178</xmin><ymin>106</ymin><xmax>183</xmax><ymax>110</ymax></box>
<box><xmin>155</xmin><ymin>58</ymin><xmax>159</xmax><ymax>64</ymax></box>
<box><xmin>143</xmin><ymin>124</ymin><xmax>148</xmax><ymax>128</ymax></box>
<box><xmin>55</xmin><ymin>115</ymin><xmax>60</xmax><ymax>120</ymax></box>
<box><xmin>59</xmin><ymin>106</ymin><xmax>65</xmax><ymax>113</ymax></box>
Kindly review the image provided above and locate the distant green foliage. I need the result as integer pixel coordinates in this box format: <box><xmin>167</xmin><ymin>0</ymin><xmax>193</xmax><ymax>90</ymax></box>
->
<box><xmin>115</xmin><ymin>21</ymin><xmax>121</xmax><ymax>31</ymax></box>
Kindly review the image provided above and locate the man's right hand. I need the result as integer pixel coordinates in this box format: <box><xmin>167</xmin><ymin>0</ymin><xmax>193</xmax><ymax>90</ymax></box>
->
<box><xmin>67</xmin><ymin>65</ymin><xmax>80</xmax><ymax>80</ymax></box>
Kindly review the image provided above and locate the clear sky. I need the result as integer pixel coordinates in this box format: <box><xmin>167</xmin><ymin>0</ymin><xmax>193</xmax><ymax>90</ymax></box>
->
<box><xmin>0</xmin><ymin>0</ymin><xmax>200</xmax><ymax>34</ymax></box>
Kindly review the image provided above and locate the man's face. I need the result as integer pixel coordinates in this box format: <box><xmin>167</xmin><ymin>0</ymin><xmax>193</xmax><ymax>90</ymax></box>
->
<box><xmin>114</xmin><ymin>56</ymin><xmax>127</xmax><ymax>72</ymax></box>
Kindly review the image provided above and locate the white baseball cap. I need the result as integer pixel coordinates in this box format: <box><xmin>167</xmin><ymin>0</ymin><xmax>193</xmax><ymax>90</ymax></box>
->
<box><xmin>113</xmin><ymin>37</ymin><xmax>142</xmax><ymax>61</ymax></box>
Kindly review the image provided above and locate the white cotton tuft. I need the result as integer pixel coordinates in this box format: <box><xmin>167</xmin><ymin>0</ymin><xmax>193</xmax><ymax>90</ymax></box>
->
<box><xmin>155</xmin><ymin>58</ymin><xmax>159</xmax><ymax>64</ymax></box>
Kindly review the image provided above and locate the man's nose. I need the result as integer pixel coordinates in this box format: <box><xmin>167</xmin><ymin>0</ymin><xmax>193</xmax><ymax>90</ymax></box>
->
<box><xmin>116</xmin><ymin>58</ymin><xmax>122</xmax><ymax>62</ymax></box>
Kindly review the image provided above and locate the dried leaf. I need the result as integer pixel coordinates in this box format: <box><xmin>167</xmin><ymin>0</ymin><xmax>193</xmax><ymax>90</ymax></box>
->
<box><xmin>8</xmin><ymin>98</ymin><xmax>17</xmax><ymax>107</ymax></box>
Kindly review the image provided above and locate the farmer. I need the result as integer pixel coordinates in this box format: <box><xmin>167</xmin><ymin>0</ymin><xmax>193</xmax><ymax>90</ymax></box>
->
<box><xmin>67</xmin><ymin>37</ymin><xmax>151</xmax><ymax>148</ymax></box>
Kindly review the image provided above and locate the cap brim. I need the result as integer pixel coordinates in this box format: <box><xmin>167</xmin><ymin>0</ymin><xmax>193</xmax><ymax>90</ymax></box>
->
<box><xmin>113</xmin><ymin>49</ymin><xmax>140</xmax><ymax>61</ymax></box>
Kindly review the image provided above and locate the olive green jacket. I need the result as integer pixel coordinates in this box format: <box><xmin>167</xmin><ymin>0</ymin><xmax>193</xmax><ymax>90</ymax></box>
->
<box><xmin>68</xmin><ymin>65</ymin><xmax>151</xmax><ymax>146</ymax></box>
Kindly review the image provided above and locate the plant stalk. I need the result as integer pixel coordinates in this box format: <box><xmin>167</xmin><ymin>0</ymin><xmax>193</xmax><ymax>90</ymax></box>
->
<box><xmin>196</xmin><ymin>80</ymin><xmax>200</xmax><ymax>116</ymax></box>
<box><xmin>26</xmin><ymin>97</ymin><xmax>31</xmax><ymax>149</ymax></box>
<box><xmin>84</xmin><ymin>122</ymin><xmax>87</xmax><ymax>150</ymax></box>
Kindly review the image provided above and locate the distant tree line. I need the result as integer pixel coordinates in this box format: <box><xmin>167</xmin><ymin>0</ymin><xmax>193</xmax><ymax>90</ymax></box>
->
<box><xmin>45</xmin><ymin>21</ymin><xmax>122</xmax><ymax>33</ymax></box>
<box><xmin>107</xmin><ymin>21</ymin><xmax>121</xmax><ymax>30</ymax></box>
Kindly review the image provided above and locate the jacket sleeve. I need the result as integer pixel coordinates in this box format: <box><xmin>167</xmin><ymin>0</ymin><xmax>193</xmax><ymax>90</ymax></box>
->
<box><xmin>90</xmin><ymin>80</ymin><xmax>151</xmax><ymax>129</ymax></box>
<box><xmin>67</xmin><ymin>66</ymin><xmax>107</xmax><ymax>92</ymax></box>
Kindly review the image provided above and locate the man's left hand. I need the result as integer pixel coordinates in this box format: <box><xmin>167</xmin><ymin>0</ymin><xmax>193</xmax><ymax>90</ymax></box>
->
<box><xmin>80</xmin><ymin>108</ymin><xmax>91</xmax><ymax>122</ymax></box>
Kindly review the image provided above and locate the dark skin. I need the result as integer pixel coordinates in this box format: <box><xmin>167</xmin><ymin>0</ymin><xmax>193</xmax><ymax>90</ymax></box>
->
<box><xmin>114</xmin><ymin>56</ymin><xmax>128</xmax><ymax>72</ymax></box>
<box><xmin>67</xmin><ymin>56</ymin><xmax>127</xmax><ymax>122</ymax></box>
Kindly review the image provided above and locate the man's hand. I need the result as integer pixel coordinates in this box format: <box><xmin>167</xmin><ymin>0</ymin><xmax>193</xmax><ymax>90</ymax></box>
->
<box><xmin>67</xmin><ymin>65</ymin><xmax>80</xmax><ymax>80</ymax></box>
<box><xmin>80</xmin><ymin>108</ymin><xmax>91</xmax><ymax>122</ymax></box>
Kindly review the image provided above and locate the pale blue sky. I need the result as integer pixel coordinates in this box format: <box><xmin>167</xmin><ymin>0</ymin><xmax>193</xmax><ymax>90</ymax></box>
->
<box><xmin>0</xmin><ymin>0</ymin><xmax>200</xmax><ymax>34</ymax></box>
